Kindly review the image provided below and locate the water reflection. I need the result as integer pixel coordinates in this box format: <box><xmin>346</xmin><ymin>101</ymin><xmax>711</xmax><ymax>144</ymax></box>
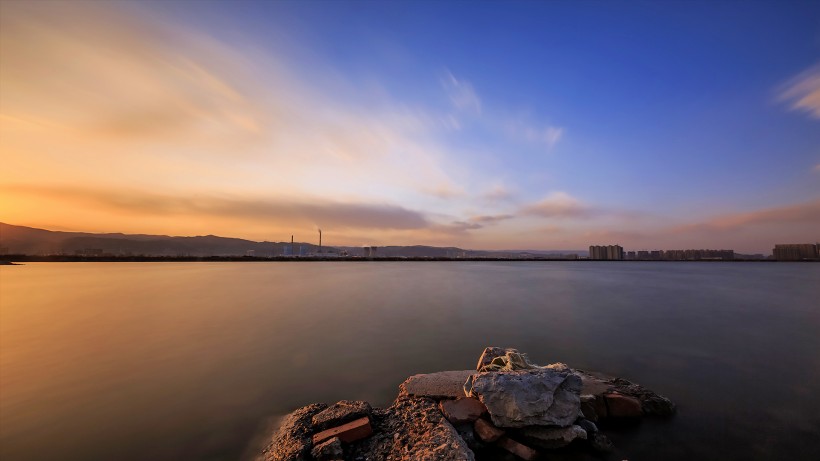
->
<box><xmin>1</xmin><ymin>262</ymin><xmax>818</xmax><ymax>460</ymax></box>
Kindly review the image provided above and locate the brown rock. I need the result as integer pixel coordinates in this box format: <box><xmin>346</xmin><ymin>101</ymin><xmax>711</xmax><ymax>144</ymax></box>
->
<box><xmin>439</xmin><ymin>397</ymin><xmax>487</xmax><ymax>424</ymax></box>
<box><xmin>496</xmin><ymin>436</ymin><xmax>538</xmax><ymax>461</ymax></box>
<box><xmin>310</xmin><ymin>436</ymin><xmax>343</xmax><ymax>460</ymax></box>
<box><xmin>473</xmin><ymin>418</ymin><xmax>504</xmax><ymax>443</ymax></box>
<box><xmin>576</xmin><ymin>369</ymin><xmax>675</xmax><ymax>417</ymax></box>
<box><xmin>312</xmin><ymin>416</ymin><xmax>373</xmax><ymax>445</ymax></box>
<box><xmin>312</xmin><ymin>400</ymin><xmax>372</xmax><ymax>431</ymax></box>
<box><xmin>604</xmin><ymin>392</ymin><xmax>643</xmax><ymax>418</ymax></box>
<box><xmin>260</xmin><ymin>403</ymin><xmax>327</xmax><ymax>461</ymax></box>
<box><xmin>399</xmin><ymin>370</ymin><xmax>475</xmax><ymax>399</ymax></box>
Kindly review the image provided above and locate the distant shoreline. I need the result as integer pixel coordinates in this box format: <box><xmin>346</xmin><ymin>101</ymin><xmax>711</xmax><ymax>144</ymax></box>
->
<box><xmin>2</xmin><ymin>255</ymin><xmax>812</xmax><ymax>263</ymax></box>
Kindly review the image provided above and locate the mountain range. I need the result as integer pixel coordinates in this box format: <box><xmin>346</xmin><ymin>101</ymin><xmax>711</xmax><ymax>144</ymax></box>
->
<box><xmin>0</xmin><ymin>223</ymin><xmax>584</xmax><ymax>258</ymax></box>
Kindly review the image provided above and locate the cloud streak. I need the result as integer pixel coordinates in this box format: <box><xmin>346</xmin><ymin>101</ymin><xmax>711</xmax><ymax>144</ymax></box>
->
<box><xmin>520</xmin><ymin>192</ymin><xmax>591</xmax><ymax>218</ymax></box>
<box><xmin>2</xmin><ymin>185</ymin><xmax>430</xmax><ymax>231</ymax></box>
<box><xmin>443</xmin><ymin>71</ymin><xmax>481</xmax><ymax>114</ymax></box>
<box><xmin>778</xmin><ymin>64</ymin><xmax>820</xmax><ymax>120</ymax></box>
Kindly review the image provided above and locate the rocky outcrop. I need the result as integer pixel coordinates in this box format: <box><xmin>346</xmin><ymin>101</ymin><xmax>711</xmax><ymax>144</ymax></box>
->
<box><xmin>260</xmin><ymin>348</ymin><xmax>675</xmax><ymax>461</ymax></box>
<box><xmin>261</xmin><ymin>403</ymin><xmax>327</xmax><ymax>461</ymax></box>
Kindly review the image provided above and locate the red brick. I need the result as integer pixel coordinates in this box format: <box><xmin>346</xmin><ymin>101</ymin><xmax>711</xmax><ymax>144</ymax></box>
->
<box><xmin>312</xmin><ymin>416</ymin><xmax>373</xmax><ymax>445</ymax></box>
<box><xmin>496</xmin><ymin>436</ymin><xmax>538</xmax><ymax>461</ymax></box>
<box><xmin>604</xmin><ymin>392</ymin><xmax>643</xmax><ymax>418</ymax></box>
<box><xmin>439</xmin><ymin>397</ymin><xmax>487</xmax><ymax>424</ymax></box>
<box><xmin>473</xmin><ymin>418</ymin><xmax>504</xmax><ymax>443</ymax></box>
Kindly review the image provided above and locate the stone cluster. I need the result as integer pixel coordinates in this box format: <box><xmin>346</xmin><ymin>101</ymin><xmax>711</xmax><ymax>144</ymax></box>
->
<box><xmin>259</xmin><ymin>347</ymin><xmax>676</xmax><ymax>461</ymax></box>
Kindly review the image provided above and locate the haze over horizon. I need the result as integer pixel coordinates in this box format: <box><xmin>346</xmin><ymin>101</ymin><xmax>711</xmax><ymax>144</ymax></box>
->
<box><xmin>1</xmin><ymin>0</ymin><xmax>818</xmax><ymax>254</ymax></box>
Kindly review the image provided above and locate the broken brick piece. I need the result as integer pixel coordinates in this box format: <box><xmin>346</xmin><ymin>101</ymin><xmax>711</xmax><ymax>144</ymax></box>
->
<box><xmin>439</xmin><ymin>397</ymin><xmax>487</xmax><ymax>425</ymax></box>
<box><xmin>604</xmin><ymin>392</ymin><xmax>643</xmax><ymax>418</ymax></box>
<box><xmin>496</xmin><ymin>436</ymin><xmax>538</xmax><ymax>461</ymax></box>
<box><xmin>473</xmin><ymin>418</ymin><xmax>504</xmax><ymax>443</ymax></box>
<box><xmin>312</xmin><ymin>416</ymin><xmax>373</xmax><ymax>445</ymax></box>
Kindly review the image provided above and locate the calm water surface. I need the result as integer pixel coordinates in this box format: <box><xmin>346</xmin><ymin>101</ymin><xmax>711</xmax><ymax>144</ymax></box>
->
<box><xmin>1</xmin><ymin>262</ymin><xmax>818</xmax><ymax>460</ymax></box>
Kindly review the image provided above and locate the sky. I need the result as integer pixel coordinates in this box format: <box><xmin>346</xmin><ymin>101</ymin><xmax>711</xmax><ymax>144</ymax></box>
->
<box><xmin>1</xmin><ymin>0</ymin><xmax>818</xmax><ymax>254</ymax></box>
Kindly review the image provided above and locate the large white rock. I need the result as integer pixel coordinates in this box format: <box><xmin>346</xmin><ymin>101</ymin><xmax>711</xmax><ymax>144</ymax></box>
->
<box><xmin>466</xmin><ymin>368</ymin><xmax>582</xmax><ymax>428</ymax></box>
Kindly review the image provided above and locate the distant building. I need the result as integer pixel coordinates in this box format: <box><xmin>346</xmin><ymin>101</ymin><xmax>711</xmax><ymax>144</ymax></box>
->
<box><xmin>245</xmin><ymin>250</ymin><xmax>255</xmax><ymax>257</ymax></box>
<box><xmin>773</xmin><ymin>244</ymin><xmax>819</xmax><ymax>261</ymax></box>
<box><xmin>75</xmin><ymin>248</ymin><xmax>103</xmax><ymax>256</ymax></box>
<box><xmin>626</xmin><ymin>249</ymin><xmax>733</xmax><ymax>261</ymax></box>
<box><xmin>588</xmin><ymin>245</ymin><xmax>623</xmax><ymax>260</ymax></box>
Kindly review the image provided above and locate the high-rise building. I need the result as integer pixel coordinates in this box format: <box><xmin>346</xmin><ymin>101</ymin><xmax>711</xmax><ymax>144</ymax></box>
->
<box><xmin>773</xmin><ymin>244</ymin><xmax>819</xmax><ymax>261</ymax></box>
<box><xmin>588</xmin><ymin>245</ymin><xmax>623</xmax><ymax>260</ymax></box>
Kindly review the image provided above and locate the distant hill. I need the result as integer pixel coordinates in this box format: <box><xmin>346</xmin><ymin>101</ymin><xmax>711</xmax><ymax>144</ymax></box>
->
<box><xmin>0</xmin><ymin>223</ymin><xmax>583</xmax><ymax>258</ymax></box>
<box><xmin>0</xmin><ymin>223</ymin><xmax>322</xmax><ymax>257</ymax></box>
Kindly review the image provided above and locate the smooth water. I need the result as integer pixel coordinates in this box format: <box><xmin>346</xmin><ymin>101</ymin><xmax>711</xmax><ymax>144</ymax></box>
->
<box><xmin>1</xmin><ymin>262</ymin><xmax>818</xmax><ymax>460</ymax></box>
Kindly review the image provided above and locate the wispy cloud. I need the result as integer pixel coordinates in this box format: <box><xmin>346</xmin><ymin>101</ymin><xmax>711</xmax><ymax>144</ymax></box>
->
<box><xmin>442</xmin><ymin>71</ymin><xmax>481</xmax><ymax>114</ymax></box>
<box><xmin>520</xmin><ymin>192</ymin><xmax>590</xmax><ymax>218</ymax></box>
<box><xmin>481</xmin><ymin>184</ymin><xmax>516</xmax><ymax>203</ymax></box>
<box><xmin>668</xmin><ymin>199</ymin><xmax>820</xmax><ymax>233</ymax></box>
<box><xmin>1</xmin><ymin>185</ymin><xmax>431</xmax><ymax>231</ymax></box>
<box><xmin>469</xmin><ymin>214</ymin><xmax>514</xmax><ymax>225</ymax></box>
<box><xmin>778</xmin><ymin>64</ymin><xmax>820</xmax><ymax>119</ymax></box>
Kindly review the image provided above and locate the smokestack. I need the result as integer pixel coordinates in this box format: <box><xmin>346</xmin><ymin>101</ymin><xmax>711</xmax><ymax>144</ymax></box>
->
<box><xmin>318</xmin><ymin>229</ymin><xmax>322</xmax><ymax>253</ymax></box>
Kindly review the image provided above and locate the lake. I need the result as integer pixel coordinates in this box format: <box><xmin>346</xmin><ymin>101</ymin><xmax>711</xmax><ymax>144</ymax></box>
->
<box><xmin>1</xmin><ymin>262</ymin><xmax>818</xmax><ymax>460</ymax></box>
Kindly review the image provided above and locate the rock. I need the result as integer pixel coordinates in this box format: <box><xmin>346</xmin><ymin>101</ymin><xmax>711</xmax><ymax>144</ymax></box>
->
<box><xmin>543</xmin><ymin>362</ymin><xmax>571</xmax><ymax>372</ymax></box>
<box><xmin>260</xmin><ymin>403</ymin><xmax>327</xmax><ymax>461</ymax></box>
<box><xmin>310</xmin><ymin>436</ymin><xmax>343</xmax><ymax>460</ymax></box>
<box><xmin>496</xmin><ymin>436</ymin><xmax>539</xmax><ymax>461</ymax></box>
<box><xmin>477</xmin><ymin>348</ymin><xmax>537</xmax><ymax>373</ymax></box>
<box><xmin>348</xmin><ymin>396</ymin><xmax>475</xmax><ymax>461</ymax></box>
<box><xmin>604</xmin><ymin>392</ymin><xmax>643</xmax><ymax>418</ymax></box>
<box><xmin>312</xmin><ymin>416</ymin><xmax>373</xmax><ymax>445</ymax></box>
<box><xmin>580</xmin><ymin>394</ymin><xmax>600</xmax><ymax>421</ymax></box>
<box><xmin>439</xmin><ymin>397</ymin><xmax>487</xmax><ymax>424</ymax></box>
<box><xmin>575</xmin><ymin>418</ymin><xmax>598</xmax><ymax>434</ymax></box>
<box><xmin>515</xmin><ymin>424</ymin><xmax>587</xmax><ymax>449</ymax></box>
<box><xmin>476</xmin><ymin>347</ymin><xmax>519</xmax><ymax>371</ymax></box>
<box><xmin>312</xmin><ymin>400</ymin><xmax>372</xmax><ymax>431</ymax></box>
<box><xmin>454</xmin><ymin>423</ymin><xmax>484</xmax><ymax>451</ymax></box>
<box><xmin>467</xmin><ymin>368</ymin><xmax>582</xmax><ymax>428</ymax></box>
<box><xmin>589</xmin><ymin>432</ymin><xmax>614</xmax><ymax>453</ymax></box>
<box><xmin>399</xmin><ymin>370</ymin><xmax>475</xmax><ymax>399</ymax></box>
<box><xmin>576</xmin><ymin>370</ymin><xmax>676</xmax><ymax>417</ymax></box>
<box><xmin>474</xmin><ymin>418</ymin><xmax>505</xmax><ymax>442</ymax></box>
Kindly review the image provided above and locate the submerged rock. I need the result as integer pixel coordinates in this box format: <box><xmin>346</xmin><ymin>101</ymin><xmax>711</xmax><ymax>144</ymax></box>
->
<box><xmin>515</xmin><ymin>424</ymin><xmax>587</xmax><ymax>449</ymax></box>
<box><xmin>576</xmin><ymin>369</ymin><xmax>676</xmax><ymax>419</ymax></box>
<box><xmin>467</xmin><ymin>368</ymin><xmax>582</xmax><ymax>428</ymax></box>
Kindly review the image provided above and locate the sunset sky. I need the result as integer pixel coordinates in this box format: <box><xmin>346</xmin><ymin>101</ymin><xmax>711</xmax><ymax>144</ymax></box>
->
<box><xmin>1</xmin><ymin>0</ymin><xmax>818</xmax><ymax>253</ymax></box>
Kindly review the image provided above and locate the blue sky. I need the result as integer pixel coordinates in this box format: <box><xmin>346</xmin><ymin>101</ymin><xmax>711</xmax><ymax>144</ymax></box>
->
<box><xmin>1</xmin><ymin>0</ymin><xmax>818</xmax><ymax>252</ymax></box>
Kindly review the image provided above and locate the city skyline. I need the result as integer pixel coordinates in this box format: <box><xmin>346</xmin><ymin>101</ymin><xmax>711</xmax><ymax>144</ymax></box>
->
<box><xmin>1</xmin><ymin>1</ymin><xmax>819</xmax><ymax>254</ymax></box>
